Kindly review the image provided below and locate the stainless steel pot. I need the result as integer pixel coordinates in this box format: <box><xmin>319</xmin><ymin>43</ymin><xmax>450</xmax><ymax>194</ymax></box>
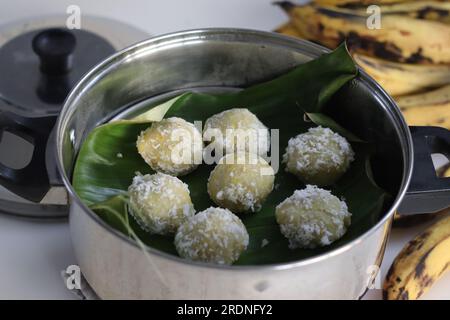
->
<box><xmin>55</xmin><ymin>29</ymin><xmax>450</xmax><ymax>299</ymax></box>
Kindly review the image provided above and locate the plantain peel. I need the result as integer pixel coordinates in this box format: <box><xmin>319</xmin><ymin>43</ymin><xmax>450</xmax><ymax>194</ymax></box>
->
<box><xmin>313</xmin><ymin>0</ymin><xmax>411</xmax><ymax>6</ymax></box>
<box><xmin>274</xmin><ymin>5</ymin><xmax>450</xmax><ymax>129</ymax></box>
<box><xmin>354</xmin><ymin>55</ymin><xmax>450</xmax><ymax>97</ymax></box>
<box><xmin>396</xmin><ymin>84</ymin><xmax>450</xmax><ymax>129</ymax></box>
<box><xmin>274</xmin><ymin>22</ymin><xmax>304</xmax><ymax>37</ymax></box>
<box><xmin>350</xmin><ymin>1</ymin><xmax>450</xmax><ymax>25</ymax></box>
<box><xmin>384</xmin><ymin>213</ymin><xmax>450</xmax><ymax>300</ymax></box>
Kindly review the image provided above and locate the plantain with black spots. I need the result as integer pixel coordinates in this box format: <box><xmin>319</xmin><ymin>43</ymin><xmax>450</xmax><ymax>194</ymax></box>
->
<box><xmin>384</xmin><ymin>213</ymin><xmax>450</xmax><ymax>299</ymax></box>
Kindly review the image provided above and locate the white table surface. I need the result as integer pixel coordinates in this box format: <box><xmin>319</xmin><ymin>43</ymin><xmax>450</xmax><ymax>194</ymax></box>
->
<box><xmin>0</xmin><ymin>0</ymin><xmax>449</xmax><ymax>300</ymax></box>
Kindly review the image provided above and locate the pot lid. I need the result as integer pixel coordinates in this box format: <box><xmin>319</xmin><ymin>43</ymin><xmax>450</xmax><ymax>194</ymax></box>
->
<box><xmin>0</xmin><ymin>15</ymin><xmax>149</xmax><ymax>118</ymax></box>
<box><xmin>0</xmin><ymin>15</ymin><xmax>149</xmax><ymax>218</ymax></box>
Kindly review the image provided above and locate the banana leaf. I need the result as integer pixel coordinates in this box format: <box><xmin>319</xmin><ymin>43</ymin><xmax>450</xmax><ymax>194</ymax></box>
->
<box><xmin>72</xmin><ymin>44</ymin><xmax>389</xmax><ymax>265</ymax></box>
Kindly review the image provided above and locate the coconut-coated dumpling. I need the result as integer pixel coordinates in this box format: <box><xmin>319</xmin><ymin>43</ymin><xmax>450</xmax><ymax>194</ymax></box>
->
<box><xmin>174</xmin><ymin>207</ymin><xmax>249</xmax><ymax>265</ymax></box>
<box><xmin>128</xmin><ymin>172</ymin><xmax>195</xmax><ymax>235</ymax></box>
<box><xmin>137</xmin><ymin>117</ymin><xmax>203</xmax><ymax>176</ymax></box>
<box><xmin>207</xmin><ymin>152</ymin><xmax>275</xmax><ymax>213</ymax></box>
<box><xmin>283</xmin><ymin>126</ymin><xmax>354</xmax><ymax>186</ymax></box>
<box><xmin>203</xmin><ymin>108</ymin><xmax>270</xmax><ymax>156</ymax></box>
<box><xmin>275</xmin><ymin>185</ymin><xmax>351</xmax><ymax>249</ymax></box>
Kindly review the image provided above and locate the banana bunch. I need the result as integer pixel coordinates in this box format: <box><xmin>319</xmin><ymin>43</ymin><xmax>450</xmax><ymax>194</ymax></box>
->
<box><xmin>384</xmin><ymin>212</ymin><xmax>450</xmax><ymax>299</ymax></box>
<box><xmin>442</xmin><ymin>163</ymin><xmax>450</xmax><ymax>177</ymax></box>
<box><xmin>275</xmin><ymin>1</ymin><xmax>450</xmax><ymax>129</ymax></box>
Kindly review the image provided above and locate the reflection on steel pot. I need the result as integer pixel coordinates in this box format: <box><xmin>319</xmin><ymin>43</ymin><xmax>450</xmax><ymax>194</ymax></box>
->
<box><xmin>55</xmin><ymin>29</ymin><xmax>450</xmax><ymax>299</ymax></box>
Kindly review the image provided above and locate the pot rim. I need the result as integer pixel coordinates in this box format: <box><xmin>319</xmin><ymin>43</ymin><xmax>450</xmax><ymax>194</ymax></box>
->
<box><xmin>56</xmin><ymin>28</ymin><xmax>413</xmax><ymax>271</ymax></box>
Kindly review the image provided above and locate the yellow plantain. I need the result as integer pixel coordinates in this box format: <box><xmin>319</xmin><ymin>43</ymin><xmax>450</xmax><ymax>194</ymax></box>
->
<box><xmin>352</xmin><ymin>1</ymin><xmax>450</xmax><ymax>24</ymax></box>
<box><xmin>436</xmin><ymin>162</ymin><xmax>450</xmax><ymax>177</ymax></box>
<box><xmin>274</xmin><ymin>22</ymin><xmax>305</xmax><ymax>37</ymax></box>
<box><xmin>443</xmin><ymin>164</ymin><xmax>450</xmax><ymax>177</ymax></box>
<box><xmin>277</xmin><ymin>2</ymin><xmax>450</xmax><ymax>64</ymax></box>
<box><xmin>273</xmin><ymin>19</ymin><xmax>450</xmax><ymax>127</ymax></box>
<box><xmin>401</xmin><ymin>102</ymin><xmax>450</xmax><ymax>128</ymax></box>
<box><xmin>395</xmin><ymin>84</ymin><xmax>450</xmax><ymax>128</ymax></box>
<box><xmin>396</xmin><ymin>84</ymin><xmax>450</xmax><ymax>109</ymax></box>
<box><xmin>313</xmin><ymin>0</ymin><xmax>411</xmax><ymax>6</ymax></box>
<box><xmin>275</xmin><ymin>23</ymin><xmax>450</xmax><ymax>98</ymax></box>
<box><xmin>384</xmin><ymin>213</ymin><xmax>450</xmax><ymax>300</ymax></box>
<box><xmin>354</xmin><ymin>54</ymin><xmax>450</xmax><ymax>96</ymax></box>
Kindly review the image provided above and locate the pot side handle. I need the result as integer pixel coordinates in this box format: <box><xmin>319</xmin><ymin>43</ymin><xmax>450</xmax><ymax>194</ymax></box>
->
<box><xmin>0</xmin><ymin>111</ymin><xmax>68</xmax><ymax>218</ymax></box>
<box><xmin>398</xmin><ymin>126</ymin><xmax>450</xmax><ymax>215</ymax></box>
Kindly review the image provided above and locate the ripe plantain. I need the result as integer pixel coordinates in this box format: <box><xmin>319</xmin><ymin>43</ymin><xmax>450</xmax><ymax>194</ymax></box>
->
<box><xmin>384</xmin><ymin>213</ymin><xmax>450</xmax><ymax>300</ymax></box>
<box><xmin>276</xmin><ymin>2</ymin><xmax>450</xmax><ymax>64</ymax></box>
<box><xmin>352</xmin><ymin>1</ymin><xmax>450</xmax><ymax>24</ymax></box>
<box><xmin>354</xmin><ymin>54</ymin><xmax>450</xmax><ymax>96</ymax></box>
<box><xmin>274</xmin><ymin>22</ymin><xmax>305</xmax><ymax>38</ymax></box>
<box><xmin>396</xmin><ymin>84</ymin><xmax>450</xmax><ymax>108</ymax></box>
<box><xmin>313</xmin><ymin>0</ymin><xmax>411</xmax><ymax>6</ymax></box>
<box><xmin>275</xmin><ymin>22</ymin><xmax>450</xmax><ymax>100</ymax></box>
<box><xmin>273</xmin><ymin>17</ymin><xmax>450</xmax><ymax>128</ymax></box>
<box><xmin>393</xmin><ymin>211</ymin><xmax>440</xmax><ymax>229</ymax></box>
<box><xmin>442</xmin><ymin>164</ymin><xmax>450</xmax><ymax>177</ymax></box>
<box><xmin>396</xmin><ymin>85</ymin><xmax>450</xmax><ymax>128</ymax></box>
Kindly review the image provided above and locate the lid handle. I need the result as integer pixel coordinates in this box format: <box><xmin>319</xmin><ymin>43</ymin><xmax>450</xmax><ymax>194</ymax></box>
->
<box><xmin>32</xmin><ymin>28</ymin><xmax>76</xmax><ymax>75</ymax></box>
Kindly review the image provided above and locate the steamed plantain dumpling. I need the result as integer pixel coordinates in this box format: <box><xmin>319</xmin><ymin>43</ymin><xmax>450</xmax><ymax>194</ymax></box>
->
<box><xmin>283</xmin><ymin>126</ymin><xmax>354</xmax><ymax>186</ymax></box>
<box><xmin>203</xmin><ymin>108</ymin><xmax>269</xmax><ymax>156</ymax></box>
<box><xmin>174</xmin><ymin>207</ymin><xmax>249</xmax><ymax>265</ymax></box>
<box><xmin>207</xmin><ymin>152</ymin><xmax>275</xmax><ymax>213</ymax></box>
<box><xmin>128</xmin><ymin>172</ymin><xmax>195</xmax><ymax>235</ymax></box>
<box><xmin>275</xmin><ymin>185</ymin><xmax>351</xmax><ymax>249</ymax></box>
<box><xmin>137</xmin><ymin>117</ymin><xmax>203</xmax><ymax>176</ymax></box>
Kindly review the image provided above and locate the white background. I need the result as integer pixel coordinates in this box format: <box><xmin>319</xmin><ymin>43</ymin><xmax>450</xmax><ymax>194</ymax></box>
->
<box><xmin>0</xmin><ymin>0</ymin><xmax>449</xmax><ymax>299</ymax></box>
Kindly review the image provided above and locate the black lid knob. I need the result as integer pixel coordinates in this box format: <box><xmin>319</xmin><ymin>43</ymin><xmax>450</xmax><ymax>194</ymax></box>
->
<box><xmin>32</xmin><ymin>28</ymin><xmax>76</xmax><ymax>75</ymax></box>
